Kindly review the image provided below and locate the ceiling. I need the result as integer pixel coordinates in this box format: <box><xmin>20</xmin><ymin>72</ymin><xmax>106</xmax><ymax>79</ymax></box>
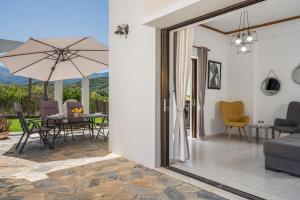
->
<box><xmin>203</xmin><ymin>0</ymin><xmax>300</xmax><ymax>33</ymax></box>
<box><xmin>142</xmin><ymin>0</ymin><xmax>245</xmax><ymax>28</ymax></box>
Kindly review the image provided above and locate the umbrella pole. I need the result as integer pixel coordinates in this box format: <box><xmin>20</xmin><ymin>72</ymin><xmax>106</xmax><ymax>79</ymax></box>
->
<box><xmin>44</xmin><ymin>51</ymin><xmax>62</xmax><ymax>101</ymax></box>
<box><xmin>47</xmin><ymin>51</ymin><xmax>62</xmax><ymax>82</ymax></box>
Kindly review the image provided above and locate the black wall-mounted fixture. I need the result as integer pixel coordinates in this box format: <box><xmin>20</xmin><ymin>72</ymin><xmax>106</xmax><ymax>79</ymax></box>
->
<box><xmin>114</xmin><ymin>24</ymin><xmax>129</xmax><ymax>38</ymax></box>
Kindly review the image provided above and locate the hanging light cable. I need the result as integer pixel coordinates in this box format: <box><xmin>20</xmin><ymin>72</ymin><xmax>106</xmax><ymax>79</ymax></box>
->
<box><xmin>230</xmin><ymin>10</ymin><xmax>258</xmax><ymax>54</ymax></box>
<box><xmin>234</xmin><ymin>12</ymin><xmax>243</xmax><ymax>46</ymax></box>
<box><xmin>238</xmin><ymin>11</ymin><xmax>251</xmax><ymax>53</ymax></box>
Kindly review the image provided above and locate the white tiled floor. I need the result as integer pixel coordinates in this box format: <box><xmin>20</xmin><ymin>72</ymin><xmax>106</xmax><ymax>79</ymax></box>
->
<box><xmin>171</xmin><ymin>135</ymin><xmax>300</xmax><ymax>200</ymax></box>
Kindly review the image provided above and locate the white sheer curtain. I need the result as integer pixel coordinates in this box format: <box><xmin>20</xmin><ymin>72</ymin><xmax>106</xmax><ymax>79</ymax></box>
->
<box><xmin>173</xmin><ymin>28</ymin><xmax>193</xmax><ymax>162</ymax></box>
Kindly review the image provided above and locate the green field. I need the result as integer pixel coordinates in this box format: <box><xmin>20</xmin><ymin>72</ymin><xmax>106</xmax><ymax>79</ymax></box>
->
<box><xmin>9</xmin><ymin>118</ymin><xmax>106</xmax><ymax>132</ymax></box>
<box><xmin>9</xmin><ymin>119</ymin><xmax>23</xmax><ymax>132</ymax></box>
<box><xmin>9</xmin><ymin>118</ymin><xmax>41</xmax><ymax>132</ymax></box>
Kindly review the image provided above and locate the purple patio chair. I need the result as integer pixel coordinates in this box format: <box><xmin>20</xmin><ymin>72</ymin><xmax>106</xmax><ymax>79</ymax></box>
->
<box><xmin>65</xmin><ymin>101</ymin><xmax>91</xmax><ymax>139</ymax></box>
<box><xmin>40</xmin><ymin>101</ymin><xmax>59</xmax><ymax>128</ymax></box>
<box><xmin>66</xmin><ymin>101</ymin><xmax>83</xmax><ymax>116</ymax></box>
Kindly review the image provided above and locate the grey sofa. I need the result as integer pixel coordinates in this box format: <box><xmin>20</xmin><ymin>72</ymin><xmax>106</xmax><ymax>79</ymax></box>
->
<box><xmin>264</xmin><ymin>101</ymin><xmax>300</xmax><ymax>176</ymax></box>
<box><xmin>274</xmin><ymin>101</ymin><xmax>300</xmax><ymax>134</ymax></box>
<box><xmin>264</xmin><ymin>134</ymin><xmax>300</xmax><ymax>176</ymax></box>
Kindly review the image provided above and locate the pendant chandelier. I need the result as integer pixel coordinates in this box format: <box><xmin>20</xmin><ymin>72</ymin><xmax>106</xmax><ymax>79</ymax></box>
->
<box><xmin>231</xmin><ymin>10</ymin><xmax>258</xmax><ymax>53</ymax></box>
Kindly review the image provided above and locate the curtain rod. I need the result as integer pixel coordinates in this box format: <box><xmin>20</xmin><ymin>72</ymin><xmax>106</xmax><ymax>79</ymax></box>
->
<box><xmin>193</xmin><ymin>46</ymin><xmax>210</xmax><ymax>51</ymax></box>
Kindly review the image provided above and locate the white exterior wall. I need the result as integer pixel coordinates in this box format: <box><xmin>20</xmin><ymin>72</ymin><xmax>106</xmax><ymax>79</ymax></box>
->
<box><xmin>109</xmin><ymin>0</ymin><xmax>160</xmax><ymax>168</ymax></box>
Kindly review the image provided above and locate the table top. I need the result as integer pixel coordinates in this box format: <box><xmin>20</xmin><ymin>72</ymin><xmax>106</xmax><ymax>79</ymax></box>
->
<box><xmin>248</xmin><ymin>124</ymin><xmax>273</xmax><ymax>128</ymax></box>
<box><xmin>45</xmin><ymin>113</ymin><xmax>108</xmax><ymax>120</ymax></box>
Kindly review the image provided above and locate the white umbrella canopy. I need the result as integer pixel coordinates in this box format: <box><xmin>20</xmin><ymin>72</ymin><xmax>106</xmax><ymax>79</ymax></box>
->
<box><xmin>0</xmin><ymin>39</ymin><xmax>23</xmax><ymax>53</ymax></box>
<box><xmin>0</xmin><ymin>37</ymin><xmax>108</xmax><ymax>82</ymax></box>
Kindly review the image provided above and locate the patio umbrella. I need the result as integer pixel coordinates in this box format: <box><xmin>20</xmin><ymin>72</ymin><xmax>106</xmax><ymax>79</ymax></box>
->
<box><xmin>0</xmin><ymin>39</ymin><xmax>23</xmax><ymax>53</ymax></box>
<box><xmin>0</xmin><ymin>37</ymin><xmax>108</xmax><ymax>82</ymax></box>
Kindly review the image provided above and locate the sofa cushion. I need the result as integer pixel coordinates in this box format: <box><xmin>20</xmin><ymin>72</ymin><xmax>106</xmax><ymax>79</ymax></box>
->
<box><xmin>264</xmin><ymin>134</ymin><xmax>300</xmax><ymax>162</ymax></box>
<box><xmin>274</xmin><ymin>126</ymin><xmax>296</xmax><ymax>133</ymax></box>
<box><xmin>287</xmin><ymin>102</ymin><xmax>300</xmax><ymax>125</ymax></box>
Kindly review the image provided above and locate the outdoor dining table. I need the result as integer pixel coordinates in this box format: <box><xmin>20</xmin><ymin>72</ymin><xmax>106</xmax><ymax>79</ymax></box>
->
<box><xmin>45</xmin><ymin>113</ymin><xmax>108</xmax><ymax>148</ymax></box>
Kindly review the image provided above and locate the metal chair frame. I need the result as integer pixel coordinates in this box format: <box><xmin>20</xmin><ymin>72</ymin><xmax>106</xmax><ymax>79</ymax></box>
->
<box><xmin>14</xmin><ymin>103</ymin><xmax>52</xmax><ymax>153</ymax></box>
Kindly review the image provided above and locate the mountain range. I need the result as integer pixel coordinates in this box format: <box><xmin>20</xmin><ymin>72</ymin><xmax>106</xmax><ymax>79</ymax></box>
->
<box><xmin>0</xmin><ymin>65</ymin><xmax>108</xmax><ymax>85</ymax></box>
<box><xmin>0</xmin><ymin>65</ymin><xmax>29</xmax><ymax>85</ymax></box>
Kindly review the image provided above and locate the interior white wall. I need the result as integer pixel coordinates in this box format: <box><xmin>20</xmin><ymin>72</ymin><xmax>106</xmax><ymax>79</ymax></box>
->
<box><xmin>226</xmin><ymin>20</ymin><xmax>300</xmax><ymax>125</ymax></box>
<box><xmin>109</xmin><ymin>0</ymin><xmax>160</xmax><ymax>168</ymax></box>
<box><xmin>190</xmin><ymin>20</ymin><xmax>300</xmax><ymax>135</ymax></box>
<box><xmin>192</xmin><ymin>26</ymin><xmax>227</xmax><ymax>135</ymax></box>
<box><xmin>226</xmin><ymin>45</ymin><xmax>255</xmax><ymax>122</ymax></box>
<box><xmin>253</xmin><ymin>20</ymin><xmax>300</xmax><ymax>124</ymax></box>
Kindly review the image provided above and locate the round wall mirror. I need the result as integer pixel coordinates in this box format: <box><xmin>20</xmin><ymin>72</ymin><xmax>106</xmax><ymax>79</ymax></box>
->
<box><xmin>261</xmin><ymin>77</ymin><xmax>281</xmax><ymax>96</ymax></box>
<box><xmin>292</xmin><ymin>64</ymin><xmax>300</xmax><ymax>84</ymax></box>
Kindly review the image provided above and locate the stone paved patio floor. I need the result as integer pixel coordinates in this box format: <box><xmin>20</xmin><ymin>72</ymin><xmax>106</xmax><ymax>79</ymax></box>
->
<box><xmin>0</xmin><ymin>134</ymin><xmax>227</xmax><ymax>200</ymax></box>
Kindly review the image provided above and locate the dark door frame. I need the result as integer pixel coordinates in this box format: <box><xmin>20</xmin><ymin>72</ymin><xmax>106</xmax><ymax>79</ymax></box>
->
<box><xmin>191</xmin><ymin>58</ymin><xmax>197</xmax><ymax>138</ymax></box>
<box><xmin>160</xmin><ymin>0</ymin><xmax>266</xmax><ymax>199</ymax></box>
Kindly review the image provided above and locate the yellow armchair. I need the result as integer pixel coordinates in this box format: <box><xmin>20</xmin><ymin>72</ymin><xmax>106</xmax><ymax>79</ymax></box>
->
<box><xmin>219</xmin><ymin>101</ymin><xmax>249</xmax><ymax>138</ymax></box>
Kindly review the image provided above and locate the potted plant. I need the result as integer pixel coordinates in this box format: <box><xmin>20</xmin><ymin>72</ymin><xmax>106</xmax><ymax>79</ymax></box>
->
<box><xmin>0</xmin><ymin>115</ymin><xmax>11</xmax><ymax>139</ymax></box>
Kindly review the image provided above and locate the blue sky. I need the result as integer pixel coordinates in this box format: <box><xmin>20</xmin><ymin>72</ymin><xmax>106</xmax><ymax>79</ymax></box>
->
<box><xmin>0</xmin><ymin>0</ymin><xmax>108</xmax><ymax>45</ymax></box>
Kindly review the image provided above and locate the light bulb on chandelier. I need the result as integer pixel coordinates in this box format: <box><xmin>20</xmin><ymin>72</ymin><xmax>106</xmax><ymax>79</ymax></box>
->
<box><xmin>241</xmin><ymin>45</ymin><xmax>247</xmax><ymax>52</ymax></box>
<box><xmin>230</xmin><ymin>11</ymin><xmax>258</xmax><ymax>54</ymax></box>
<box><xmin>246</xmin><ymin>35</ymin><xmax>253</xmax><ymax>42</ymax></box>
<box><xmin>235</xmin><ymin>38</ymin><xmax>242</xmax><ymax>45</ymax></box>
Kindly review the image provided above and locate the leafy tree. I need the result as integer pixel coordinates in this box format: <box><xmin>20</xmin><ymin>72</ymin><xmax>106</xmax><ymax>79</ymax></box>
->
<box><xmin>63</xmin><ymin>86</ymin><xmax>81</xmax><ymax>102</ymax></box>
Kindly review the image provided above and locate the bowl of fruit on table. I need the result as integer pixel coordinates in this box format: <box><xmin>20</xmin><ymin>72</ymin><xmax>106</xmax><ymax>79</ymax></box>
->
<box><xmin>71</xmin><ymin>107</ymin><xmax>84</xmax><ymax>117</ymax></box>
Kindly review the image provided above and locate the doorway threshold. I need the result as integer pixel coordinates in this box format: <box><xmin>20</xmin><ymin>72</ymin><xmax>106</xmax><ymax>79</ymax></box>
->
<box><xmin>158</xmin><ymin>166</ymin><xmax>265</xmax><ymax>200</ymax></box>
